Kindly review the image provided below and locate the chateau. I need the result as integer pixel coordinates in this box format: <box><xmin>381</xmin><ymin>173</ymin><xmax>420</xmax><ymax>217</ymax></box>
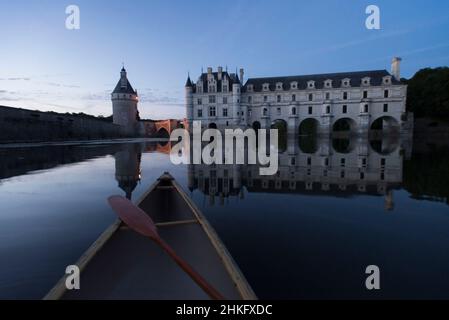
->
<box><xmin>185</xmin><ymin>58</ymin><xmax>411</xmax><ymax>136</ymax></box>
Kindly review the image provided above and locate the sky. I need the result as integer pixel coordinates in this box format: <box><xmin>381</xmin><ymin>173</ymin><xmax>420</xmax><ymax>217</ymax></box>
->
<box><xmin>0</xmin><ymin>0</ymin><xmax>448</xmax><ymax>120</ymax></box>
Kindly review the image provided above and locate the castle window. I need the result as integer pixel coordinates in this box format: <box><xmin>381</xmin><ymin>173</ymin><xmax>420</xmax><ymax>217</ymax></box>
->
<box><xmin>248</xmin><ymin>109</ymin><xmax>252</xmax><ymax>117</ymax></box>
<box><xmin>292</xmin><ymin>107</ymin><xmax>297</xmax><ymax>115</ymax></box>
<box><xmin>198</xmin><ymin>109</ymin><xmax>203</xmax><ymax>118</ymax></box>
<box><xmin>248</xmin><ymin>96</ymin><xmax>252</xmax><ymax>103</ymax></box>
<box><xmin>342</xmin><ymin>105</ymin><xmax>347</xmax><ymax>114</ymax></box>
<box><xmin>325</xmin><ymin>80</ymin><xmax>333</xmax><ymax>88</ymax></box>
<box><xmin>325</xmin><ymin>92</ymin><xmax>330</xmax><ymax>100</ymax></box>
<box><xmin>363</xmin><ymin>104</ymin><xmax>369</xmax><ymax>113</ymax></box>
<box><xmin>209</xmin><ymin>95</ymin><xmax>216</xmax><ymax>103</ymax></box>
<box><xmin>291</xmin><ymin>82</ymin><xmax>297</xmax><ymax>89</ymax></box>
<box><xmin>277</xmin><ymin>95</ymin><xmax>281</xmax><ymax>103</ymax></box>
<box><xmin>360</xmin><ymin>172</ymin><xmax>365</xmax><ymax>180</ymax></box>
<box><xmin>307</xmin><ymin>157</ymin><xmax>312</xmax><ymax>166</ymax></box>
<box><xmin>276</xmin><ymin>83</ymin><xmax>283</xmax><ymax>90</ymax></box>
<box><xmin>263</xmin><ymin>108</ymin><xmax>268</xmax><ymax>116</ymax></box>
<box><xmin>341</xmin><ymin>158</ymin><xmax>346</xmax><ymax>167</ymax></box>
<box><xmin>277</xmin><ymin>107</ymin><xmax>281</xmax><ymax>115</ymax></box>
<box><xmin>247</xmin><ymin>84</ymin><xmax>254</xmax><ymax>92</ymax></box>
<box><xmin>384</xmin><ymin>90</ymin><xmax>389</xmax><ymax>98</ymax></box>
<box><xmin>223</xmin><ymin>108</ymin><xmax>228</xmax><ymax>117</ymax></box>
<box><xmin>326</xmin><ymin>105</ymin><xmax>331</xmax><ymax>114</ymax></box>
<box><xmin>292</xmin><ymin>94</ymin><xmax>296</xmax><ymax>102</ymax></box>
<box><xmin>209</xmin><ymin>106</ymin><xmax>216</xmax><ymax>117</ymax></box>
<box><xmin>222</xmin><ymin>85</ymin><xmax>228</xmax><ymax>92</ymax></box>
<box><xmin>264</xmin><ymin>96</ymin><xmax>268</xmax><ymax>102</ymax></box>
<box><xmin>307</xmin><ymin>81</ymin><xmax>315</xmax><ymax>89</ymax></box>
<box><xmin>263</xmin><ymin>83</ymin><xmax>269</xmax><ymax>91</ymax></box>
<box><xmin>343</xmin><ymin>92</ymin><xmax>348</xmax><ymax>100</ymax></box>
<box><xmin>363</xmin><ymin>90</ymin><xmax>368</xmax><ymax>99</ymax></box>
<box><xmin>308</xmin><ymin>106</ymin><xmax>313</xmax><ymax>115</ymax></box>
<box><xmin>308</xmin><ymin>93</ymin><xmax>313</xmax><ymax>101</ymax></box>
<box><xmin>362</xmin><ymin>77</ymin><xmax>371</xmax><ymax>86</ymax></box>
<box><xmin>197</xmin><ymin>98</ymin><xmax>202</xmax><ymax>105</ymax></box>
<box><xmin>223</xmin><ymin>97</ymin><xmax>228</xmax><ymax>104</ymax></box>
<box><xmin>383</xmin><ymin>103</ymin><xmax>389</xmax><ymax>112</ymax></box>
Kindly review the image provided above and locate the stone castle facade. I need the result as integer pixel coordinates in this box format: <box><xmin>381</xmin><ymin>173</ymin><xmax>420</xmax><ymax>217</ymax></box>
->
<box><xmin>185</xmin><ymin>58</ymin><xmax>411</xmax><ymax>136</ymax></box>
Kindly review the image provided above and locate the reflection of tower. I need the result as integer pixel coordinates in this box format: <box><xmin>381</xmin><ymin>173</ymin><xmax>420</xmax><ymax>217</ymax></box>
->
<box><xmin>385</xmin><ymin>190</ymin><xmax>395</xmax><ymax>211</ymax></box>
<box><xmin>114</xmin><ymin>144</ymin><xmax>142</xmax><ymax>200</ymax></box>
<box><xmin>112</xmin><ymin>67</ymin><xmax>139</xmax><ymax>136</ymax></box>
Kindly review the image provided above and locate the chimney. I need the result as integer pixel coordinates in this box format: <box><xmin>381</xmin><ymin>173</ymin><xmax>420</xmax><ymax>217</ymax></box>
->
<box><xmin>217</xmin><ymin>66</ymin><xmax>223</xmax><ymax>80</ymax></box>
<box><xmin>239</xmin><ymin>68</ymin><xmax>244</xmax><ymax>84</ymax></box>
<box><xmin>391</xmin><ymin>57</ymin><xmax>402</xmax><ymax>81</ymax></box>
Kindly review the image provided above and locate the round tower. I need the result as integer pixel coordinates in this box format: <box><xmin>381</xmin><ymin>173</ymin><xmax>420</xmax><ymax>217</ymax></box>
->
<box><xmin>185</xmin><ymin>74</ymin><xmax>194</xmax><ymax>131</ymax></box>
<box><xmin>112</xmin><ymin>67</ymin><xmax>139</xmax><ymax>136</ymax></box>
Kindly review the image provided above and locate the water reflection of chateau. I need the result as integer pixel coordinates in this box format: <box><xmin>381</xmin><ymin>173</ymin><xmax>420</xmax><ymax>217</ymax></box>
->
<box><xmin>187</xmin><ymin>136</ymin><xmax>411</xmax><ymax>211</ymax></box>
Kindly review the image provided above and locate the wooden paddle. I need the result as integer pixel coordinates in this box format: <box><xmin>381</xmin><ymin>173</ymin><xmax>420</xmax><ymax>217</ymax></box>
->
<box><xmin>108</xmin><ymin>195</ymin><xmax>225</xmax><ymax>300</ymax></box>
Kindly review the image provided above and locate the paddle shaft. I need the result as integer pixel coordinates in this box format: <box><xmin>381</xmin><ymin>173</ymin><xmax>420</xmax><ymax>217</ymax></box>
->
<box><xmin>156</xmin><ymin>238</ymin><xmax>225</xmax><ymax>300</ymax></box>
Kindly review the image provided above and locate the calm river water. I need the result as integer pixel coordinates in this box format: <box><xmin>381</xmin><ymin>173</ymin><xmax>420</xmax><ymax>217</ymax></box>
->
<box><xmin>0</xmin><ymin>136</ymin><xmax>448</xmax><ymax>299</ymax></box>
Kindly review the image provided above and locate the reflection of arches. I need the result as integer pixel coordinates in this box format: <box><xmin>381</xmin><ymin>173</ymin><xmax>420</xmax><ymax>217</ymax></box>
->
<box><xmin>208</xmin><ymin>123</ymin><xmax>217</xmax><ymax>129</ymax></box>
<box><xmin>271</xmin><ymin>119</ymin><xmax>287</xmax><ymax>153</ymax></box>
<box><xmin>299</xmin><ymin>118</ymin><xmax>319</xmax><ymax>136</ymax></box>
<box><xmin>333</xmin><ymin>118</ymin><xmax>357</xmax><ymax>133</ymax></box>
<box><xmin>370</xmin><ymin>116</ymin><xmax>400</xmax><ymax>135</ymax></box>
<box><xmin>332</xmin><ymin>138</ymin><xmax>355</xmax><ymax>154</ymax></box>
<box><xmin>370</xmin><ymin>136</ymin><xmax>400</xmax><ymax>155</ymax></box>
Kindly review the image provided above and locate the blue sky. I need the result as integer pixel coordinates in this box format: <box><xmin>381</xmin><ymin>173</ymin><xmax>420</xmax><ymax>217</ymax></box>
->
<box><xmin>0</xmin><ymin>0</ymin><xmax>448</xmax><ymax>119</ymax></box>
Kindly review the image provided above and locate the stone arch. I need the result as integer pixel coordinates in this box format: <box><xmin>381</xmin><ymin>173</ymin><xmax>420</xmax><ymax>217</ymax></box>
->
<box><xmin>298</xmin><ymin>118</ymin><xmax>319</xmax><ymax>154</ymax></box>
<box><xmin>156</xmin><ymin>127</ymin><xmax>170</xmax><ymax>139</ymax></box>
<box><xmin>370</xmin><ymin>116</ymin><xmax>400</xmax><ymax>135</ymax></box>
<box><xmin>299</xmin><ymin>118</ymin><xmax>319</xmax><ymax>136</ymax></box>
<box><xmin>271</xmin><ymin>119</ymin><xmax>288</xmax><ymax>153</ymax></box>
<box><xmin>332</xmin><ymin>117</ymin><xmax>357</xmax><ymax>134</ymax></box>
<box><xmin>252</xmin><ymin>121</ymin><xmax>261</xmax><ymax>131</ymax></box>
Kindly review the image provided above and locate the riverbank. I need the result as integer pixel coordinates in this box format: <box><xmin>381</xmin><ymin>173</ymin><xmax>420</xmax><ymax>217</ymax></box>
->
<box><xmin>0</xmin><ymin>137</ymin><xmax>169</xmax><ymax>149</ymax></box>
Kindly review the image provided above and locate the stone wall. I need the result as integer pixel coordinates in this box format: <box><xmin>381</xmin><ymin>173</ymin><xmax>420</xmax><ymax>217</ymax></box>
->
<box><xmin>0</xmin><ymin>105</ymin><xmax>123</xmax><ymax>143</ymax></box>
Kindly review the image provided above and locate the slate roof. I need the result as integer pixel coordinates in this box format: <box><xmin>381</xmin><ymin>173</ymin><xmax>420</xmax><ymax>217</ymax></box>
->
<box><xmin>193</xmin><ymin>71</ymin><xmax>240</xmax><ymax>93</ymax></box>
<box><xmin>243</xmin><ymin>70</ymin><xmax>401</xmax><ymax>92</ymax></box>
<box><xmin>113</xmin><ymin>79</ymin><xmax>137</xmax><ymax>94</ymax></box>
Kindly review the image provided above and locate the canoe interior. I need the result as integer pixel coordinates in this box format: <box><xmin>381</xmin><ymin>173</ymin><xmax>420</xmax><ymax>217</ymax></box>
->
<box><xmin>60</xmin><ymin>175</ymin><xmax>248</xmax><ymax>300</ymax></box>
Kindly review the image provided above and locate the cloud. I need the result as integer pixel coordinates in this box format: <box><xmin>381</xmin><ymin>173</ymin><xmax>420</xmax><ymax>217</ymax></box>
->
<box><xmin>0</xmin><ymin>77</ymin><xmax>31</xmax><ymax>81</ymax></box>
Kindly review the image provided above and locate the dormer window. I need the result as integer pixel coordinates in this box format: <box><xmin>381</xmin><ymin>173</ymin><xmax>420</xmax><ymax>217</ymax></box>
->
<box><xmin>342</xmin><ymin>78</ymin><xmax>351</xmax><ymax>87</ymax></box>
<box><xmin>324</xmin><ymin>79</ymin><xmax>333</xmax><ymax>88</ymax></box>
<box><xmin>382</xmin><ymin>76</ymin><xmax>392</xmax><ymax>85</ymax></box>
<box><xmin>276</xmin><ymin>82</ymin><xmax>283</xmax><ymax>91</ymax></box>
<box><xmin>263</xmin><ymin>83</ymin><xmax>270</xmax><ymax>91</ymax></box>
<box><xmin>362</xmin><ymin>77</ymin><xmax>371</xmax><ymax>86</ymax></box>
<box><xmin>290</xmin><ymin>82</ymin><xmax>298</xmax><ymax>90</ymax></box>
<box><xmin>247</xmin><ymin>84</ymin><xmax>254</xmax><ymax>92</ymax></box>
<box><xmin>307</xmin><ymin>81</ymin><xmax>315</xmax><ymax>89</ymax></box>
<box><xmin>222</xmin><ymin>84</ymin><xmax>228</xmax><ymax>92</ymax></box>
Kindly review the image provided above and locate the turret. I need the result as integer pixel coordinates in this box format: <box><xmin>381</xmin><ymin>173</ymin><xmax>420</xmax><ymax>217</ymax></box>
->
<box><xmin>112</xmin><ymin>66</ymin><xmax>139</xmax><ymax>136</ymax></box>
<box><xmin>232</xmin><ymin>71</ymin><xmax>241</xmax><ymax>127</ymax></box>
<box><xmin>185</xmin><ymin>74</ymin><xmax>194</xmax><ymax>130</ymax></box>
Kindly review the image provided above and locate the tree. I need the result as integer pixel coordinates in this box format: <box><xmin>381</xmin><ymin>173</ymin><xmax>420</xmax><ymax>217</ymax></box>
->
<box><xmin>405</xmin><ymin>67</ymin><xmax>449</xmax><ymax>119</ymax></box>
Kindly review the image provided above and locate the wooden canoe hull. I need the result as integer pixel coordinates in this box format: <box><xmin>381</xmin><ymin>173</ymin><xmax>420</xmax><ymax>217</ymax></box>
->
<box><xmin>44</xmin><ymin>172</ymin><xmax>256</xmax><ymax>300</ymax></box>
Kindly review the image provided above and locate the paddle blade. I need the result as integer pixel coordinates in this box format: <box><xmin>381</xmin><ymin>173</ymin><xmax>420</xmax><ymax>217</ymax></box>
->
<box><xmin>108</xmin><ymin>195</ymin><xmax>159</xmax><ymax>240</ymax></box>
